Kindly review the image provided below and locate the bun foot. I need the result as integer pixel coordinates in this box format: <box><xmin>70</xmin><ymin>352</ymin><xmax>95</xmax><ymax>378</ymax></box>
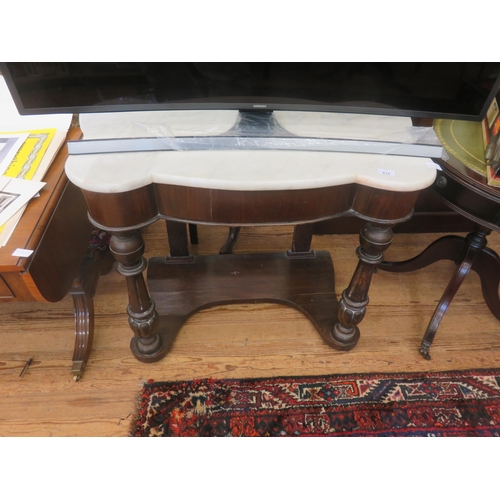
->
<box><xmin>130</xmin><ymin>333</ymin><xmax>163</xmax><ymax>362</ymax></box>
<box><xmin>329</xmin><ymin>323</ymin><xmax>360</xmax><ymax>351</ymax></box>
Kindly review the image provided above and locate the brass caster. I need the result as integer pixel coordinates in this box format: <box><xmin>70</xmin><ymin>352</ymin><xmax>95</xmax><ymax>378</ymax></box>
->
<box><xmin>419</xmin><ymin>344</ymin><xmax>431</xmax><ymax>360</ymax></box>
<box><xmin>72</xmin><ymin>360</ymin><xmax>85</xmax><ymax>381</ymax></box>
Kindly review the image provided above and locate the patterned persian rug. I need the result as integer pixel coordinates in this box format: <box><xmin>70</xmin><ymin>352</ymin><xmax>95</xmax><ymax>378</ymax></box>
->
<box><xmin>131</xmin><ymin>369</ymin><xmax>500</xmax><ymax>437</ymax></box>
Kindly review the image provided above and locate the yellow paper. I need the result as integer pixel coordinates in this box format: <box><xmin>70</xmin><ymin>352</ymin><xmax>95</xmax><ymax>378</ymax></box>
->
<box><xmin>0</xmin><ymin>128</ymin><xmax>55</xmax><ymax>236</ymax></box>
<box><xmin>1</xmin><ymin>128</ymin><xmax>56</xmax><ymax>179</ymax></box>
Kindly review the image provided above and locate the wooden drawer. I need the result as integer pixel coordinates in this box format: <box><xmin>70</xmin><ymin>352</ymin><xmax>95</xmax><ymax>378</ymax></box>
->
<box><xmin>0</xmin><ymin>275</ymin><xmax>15</xmax><ymax>299</ymax></box>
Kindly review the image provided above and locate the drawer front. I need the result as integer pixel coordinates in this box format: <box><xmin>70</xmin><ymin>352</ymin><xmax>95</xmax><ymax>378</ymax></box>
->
<box><xmin>0</xmin><ymin>275</ymin><xmax>15</xmax><ymax>299</ymax></box>
<box><xmin>432</xmin><ymin>171</ymin><xmax>500</xmax><ymax>232</ymax></box>
<box><xmin>0</xmin><ymin>273</ymin><xmax>35</xmax><ymax>301</ymax></box>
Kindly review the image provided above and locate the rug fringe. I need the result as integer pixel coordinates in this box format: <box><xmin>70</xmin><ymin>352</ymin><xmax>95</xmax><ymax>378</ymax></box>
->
<box><xmin>128</xmin><ymin>379</ymin><xmax>152</xmax><ymax>436</ymax></box>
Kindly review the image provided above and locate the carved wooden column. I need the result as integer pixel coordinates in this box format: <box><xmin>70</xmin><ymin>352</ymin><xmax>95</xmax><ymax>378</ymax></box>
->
<box><xmin>332</xmin><ymin>222</ymin><xmax>393</xmax><ymax>350</ymax></box>
<box><xmin>109</xmin><ymin>230</ymin><xmax>161</xmax><ymax>361</ymax></box>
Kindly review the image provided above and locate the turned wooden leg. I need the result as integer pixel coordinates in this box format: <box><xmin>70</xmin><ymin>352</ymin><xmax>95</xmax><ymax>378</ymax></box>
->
<box><xmin>69</xmin><ymin>244</ymin><xmax>114</xmax><ymax>381</ymax></box>
<box><xmin>70</xmin><ymin>287</ymin><xmax>94</xmax><ymax>381</ymax></box>
<box><xmin>471</xmin><ymin>246</ymin><xmax>500</xmax><ymax>321</ymax></box>
<box><xmin>332</xmin><ymin>222</ymin><xmax>393</xmax><ymax>350</ymax></box>
<box><xmin>109</xmin><ymin>230</ymin><xmax>161</xmax><ymax>361</ymax></box>
<box><xmin>419</xmin><ymin>229</ymin><xmax>489</xmax><ymax>360</ymax></box>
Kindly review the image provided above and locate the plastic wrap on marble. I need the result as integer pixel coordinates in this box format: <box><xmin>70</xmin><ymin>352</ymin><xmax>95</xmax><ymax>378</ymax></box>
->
<box><xmin>71</xmin><ymin>110</ymin><xmax>443</xmax><ymax>159</ymax></box>
<box><xmin>132</xmin><ymin>111</ymin><xmax>442</xmax><ymax>152</ymax></box>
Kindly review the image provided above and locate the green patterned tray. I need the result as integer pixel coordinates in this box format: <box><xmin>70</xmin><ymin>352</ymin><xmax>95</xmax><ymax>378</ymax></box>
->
<box><xmin>434</xmin><ymin>118</ymin><xmax>486</xmax><ymax>176</ymax></box>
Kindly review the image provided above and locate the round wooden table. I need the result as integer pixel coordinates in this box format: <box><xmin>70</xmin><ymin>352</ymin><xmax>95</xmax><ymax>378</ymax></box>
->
<box><xmin>380</xmin><ymin>154</ymin><xmax>500</xmax><ymax>359</ymax></box>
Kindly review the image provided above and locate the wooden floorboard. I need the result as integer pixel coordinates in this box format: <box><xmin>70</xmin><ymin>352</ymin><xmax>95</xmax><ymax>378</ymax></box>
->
<box><xmin>1</xmin><ymin>222</ymin><xmax>500</xmax><ymax>436</ymax></box>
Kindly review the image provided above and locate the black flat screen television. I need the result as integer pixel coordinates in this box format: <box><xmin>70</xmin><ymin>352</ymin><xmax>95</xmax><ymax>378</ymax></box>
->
<box><xmin>1</xmin><ymin>62</ymin><xmax>500</xmax><ymax>122</ymax></box>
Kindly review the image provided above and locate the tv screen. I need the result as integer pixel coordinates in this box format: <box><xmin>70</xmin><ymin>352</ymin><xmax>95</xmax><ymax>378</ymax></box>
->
<box><xmin>1</xmin><ymin>62</ymin><xmax>500</xmax><ymax>121</ymax></box>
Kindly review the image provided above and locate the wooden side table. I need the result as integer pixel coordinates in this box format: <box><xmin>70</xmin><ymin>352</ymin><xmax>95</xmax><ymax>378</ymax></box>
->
<box><xmin>379</xmin><ymin>154</ymin><xmax>500</xmax><ymax>359</ymax></box>
<box><xmin>0</xmin><ymin>127</ymin><xmax>110</xmax><ymax>380</ymax></box>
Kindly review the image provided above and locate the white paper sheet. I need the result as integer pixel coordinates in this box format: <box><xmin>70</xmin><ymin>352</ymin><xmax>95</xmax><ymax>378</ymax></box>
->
<box><xmin>0</xmin><ymin>176</ymin><xmax>45</xmax><ymax>226</ymax></box>
<box><xmin>0</xmin><ymin>133</ymin><xmax>30</xmax><ymax>173</ymax></box>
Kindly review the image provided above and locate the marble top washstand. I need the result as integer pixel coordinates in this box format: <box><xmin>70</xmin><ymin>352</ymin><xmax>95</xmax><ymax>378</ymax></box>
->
<box><xmin>65</xmin><ymin>110</ymin><xmax>439</xmax><ymax>364</ymax></box>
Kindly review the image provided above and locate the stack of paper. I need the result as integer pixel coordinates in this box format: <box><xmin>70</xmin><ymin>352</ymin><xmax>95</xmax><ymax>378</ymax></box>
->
<box><xmin>0</xmin><ymin>75</ymin><xmax>72</xmax><ymax>247</ymax></box>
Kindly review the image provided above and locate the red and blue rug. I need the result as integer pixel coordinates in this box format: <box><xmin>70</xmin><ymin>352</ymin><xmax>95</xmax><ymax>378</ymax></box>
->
<box><xmin>131</xmin><ymin>369</ymin><xmax>500</xmax><ymax>436</ymax></box>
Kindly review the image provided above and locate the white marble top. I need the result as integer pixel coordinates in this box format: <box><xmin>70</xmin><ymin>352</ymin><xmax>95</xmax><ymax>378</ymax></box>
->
<box><xmin>65</xmin><ymin>110</ymin><xmax>438</xmax><ymax>194</ymax></box>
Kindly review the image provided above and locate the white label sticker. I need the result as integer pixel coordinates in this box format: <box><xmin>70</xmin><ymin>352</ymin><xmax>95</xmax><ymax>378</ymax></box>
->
<box><xmin>12</xmin><ymin>248</ymin><xmax>34</xmax><ymax>258</ymax></box>
<box><xmin>377</xmin><ymin>169</ymin><xmax>396</xmax><ymax>176</ymax></box>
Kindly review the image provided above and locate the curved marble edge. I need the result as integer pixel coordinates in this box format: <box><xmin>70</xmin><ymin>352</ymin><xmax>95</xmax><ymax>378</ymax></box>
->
<box><xmin>68</xmin><ymin>109</ymin><xmax>437</xmax><ymax>194</ymax></box>
<box><xmin>65</xmin><ymin>149</ymin><xmax>437</xmax><ymax>194</ymax></box>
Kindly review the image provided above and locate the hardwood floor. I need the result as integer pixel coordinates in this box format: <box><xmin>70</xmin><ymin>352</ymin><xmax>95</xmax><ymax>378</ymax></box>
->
<box><xmin>2</xmin><ymin>222</ymin><xmax>500</xmax><ymax>436</ymax></box>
